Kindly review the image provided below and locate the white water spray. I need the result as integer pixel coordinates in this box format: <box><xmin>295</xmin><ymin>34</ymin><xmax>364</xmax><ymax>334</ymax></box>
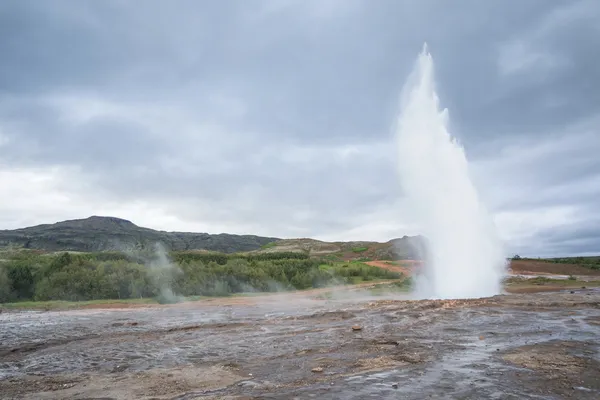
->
<box><xmin>396</xmin><ymin>44</ymin><xmax>506</xmax><ymax>299</ymax></box>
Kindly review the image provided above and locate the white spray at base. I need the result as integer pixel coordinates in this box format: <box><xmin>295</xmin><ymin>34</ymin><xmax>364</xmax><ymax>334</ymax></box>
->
<box><xmin>396</xmin><ymin>44</ymin><xmax>507</xmax><ymax>299</ymax></box>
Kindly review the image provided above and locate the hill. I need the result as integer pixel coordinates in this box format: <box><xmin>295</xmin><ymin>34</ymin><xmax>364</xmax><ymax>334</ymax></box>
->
<box><xmin>254</xmin><ymin>236</ymin><xmax>426</xmax><ymax>260</ymax></box>
<box><xmin>0</xmin><ymin>216</ymin><xmax>425</xmax><ymax>258</ymax></box>
<box><xmin>0</xmin><ymin>216</ymin><xmax>278</xmax><ymax>253</ymax></box>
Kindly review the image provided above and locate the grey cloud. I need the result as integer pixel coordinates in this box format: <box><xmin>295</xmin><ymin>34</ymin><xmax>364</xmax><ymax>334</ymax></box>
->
<box><xmin>515</xmin><ymin>219</ymin><xmax>600</xmax><ymax>257</ymax></box>
<box><xmin>0</xmin><ymin>0</ymin><xmax>599</xmax><ymax>254</ymax></box>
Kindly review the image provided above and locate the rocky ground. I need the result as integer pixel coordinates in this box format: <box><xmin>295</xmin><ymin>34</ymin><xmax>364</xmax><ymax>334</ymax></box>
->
<box><xmin>1</xmin><ymin>287</ymin><xmax>600</xmax><ymax>399</ymax></box>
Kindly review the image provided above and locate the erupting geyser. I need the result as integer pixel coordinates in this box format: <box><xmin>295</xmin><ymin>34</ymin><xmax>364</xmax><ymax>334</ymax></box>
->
<box><xmin>396</xmin><ymin>44</ymin><xmax>506</xmax><ymax>299</ymax></box>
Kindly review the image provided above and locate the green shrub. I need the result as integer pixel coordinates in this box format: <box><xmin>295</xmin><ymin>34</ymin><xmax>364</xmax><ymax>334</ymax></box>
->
<box><xmin>0</xmin><ymin>266</ymin><xmax>13</xmax><ymax>303</ymax></box>
<box><xmin>0</xmin><ymin>250</ymin><xmax>400</xmax><ymax>302</ymax></box>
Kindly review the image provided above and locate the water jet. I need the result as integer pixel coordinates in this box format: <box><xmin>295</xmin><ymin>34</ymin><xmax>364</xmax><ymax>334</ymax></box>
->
<box><xmin>396</xmin><ymin>44</ymin><xmax>506</xmax><ymax>299</ymax></box>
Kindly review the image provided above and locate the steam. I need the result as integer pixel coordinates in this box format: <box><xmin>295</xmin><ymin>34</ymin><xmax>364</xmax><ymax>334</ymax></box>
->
<box><xmin>146</xmin><ymin>243</ymin><xmax>183</xmax><ymax>304</ymax></box>
<box><xmin>396</xmin><ymin>44</ymin><xmax>507</xmax><ymax>299</ymax></box>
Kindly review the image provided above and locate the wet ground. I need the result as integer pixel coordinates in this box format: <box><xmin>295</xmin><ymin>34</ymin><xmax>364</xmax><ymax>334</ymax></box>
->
<box><xmin>1</xmin><ymin>287</ymin><xmax>600</xmax><ymax>399</ymax></box>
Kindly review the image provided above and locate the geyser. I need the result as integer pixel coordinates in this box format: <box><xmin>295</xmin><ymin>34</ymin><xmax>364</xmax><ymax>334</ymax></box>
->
<box><xmin>396</xmin><ymin>44</ymin><xmax>506</xmax><ymax>299</ymax></box>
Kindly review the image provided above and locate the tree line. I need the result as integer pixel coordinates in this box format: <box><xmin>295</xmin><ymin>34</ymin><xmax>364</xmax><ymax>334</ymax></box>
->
<box><xmin>0</xmin><ymin>250</ymin><xmax>400</xmax><ymax>303</ymax></box>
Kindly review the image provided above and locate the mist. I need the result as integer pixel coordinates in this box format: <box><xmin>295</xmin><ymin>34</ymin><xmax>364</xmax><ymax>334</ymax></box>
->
<box><xmin>395</xmin><ymin>45</ymin><xmax>507</xmax><ymax>299</ymax></box>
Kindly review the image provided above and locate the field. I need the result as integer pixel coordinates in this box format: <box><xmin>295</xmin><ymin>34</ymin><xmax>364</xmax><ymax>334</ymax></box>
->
<box><xmin>2</xmin><ymin>252</ymin><xmax>600</xmax><ymax>399</ymax></box>
<box><xmin>510</xmin><ymin>258</ymin><xmax>600</xmax><ymax>276</ymax></box>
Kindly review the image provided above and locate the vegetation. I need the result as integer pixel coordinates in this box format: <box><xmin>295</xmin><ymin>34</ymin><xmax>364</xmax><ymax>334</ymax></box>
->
<box><xmin>513</xmin><ymin>255</ymin><xmax>600</xmax><ymax>270</ymax></box>
<box><xmin>0</xmin><ymin>250</ymin><xmax>401</xmax><ymax>304</ymax></box>
<box><xmin>544</xmin><ymin>256</ymin><xmax>600</xmax><ymax>270</ymax></box>
<box><xmin>0</xmin><ymin>216</ymin><xmax>278</xmax><ymax>253</ymax></box>
<box><xmin>504</xmin><ymin>276</ymin><xmax>600</xmax><ymax>287</ymax></box>
<box><xmin>0</xmin><ymin>298</ymin><xmax>157</xmax><ymax>311</ymax></box>
<box><xmin>351</xmin><ymin>247</ymin><xmax>369</xmax><ymax>253</ymax></box>
<box><xmin>368</xmin><ymin>278</ymin><xmax>413</xmax><ymax>294</ymax></box>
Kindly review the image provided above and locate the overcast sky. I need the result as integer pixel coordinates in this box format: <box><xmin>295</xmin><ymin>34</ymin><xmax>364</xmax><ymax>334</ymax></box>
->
<box><xmin>1</xmin><ymin>0</ymin><xmax>599</xmax><ymax>257</ymax></box>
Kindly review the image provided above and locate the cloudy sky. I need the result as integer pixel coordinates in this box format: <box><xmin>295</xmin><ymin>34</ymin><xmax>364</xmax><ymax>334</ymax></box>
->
<box><xmin>1</xmin><ymin>0</ymin><xmax>599</xmax><ymax>257</ymax></box>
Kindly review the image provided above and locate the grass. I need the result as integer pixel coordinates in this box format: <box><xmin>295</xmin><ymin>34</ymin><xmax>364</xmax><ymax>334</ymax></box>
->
<box><xmin>318</xmin><ymin>260</ymin><xmax>374</xmax><ymax>269</ymax></box>
<box><xmin>1</xmin><ymin>297</ymin><xmax>157</xmax><ymax>311</ymax></box>
<box><xmin>504</xmin><ymin>276</ymin><xmax>600</xmax><ymax>287</ymax></box>
<box><xmin>322</xmin><ymin>253</ymin><xmax>343</xmax><ymax>262</ymax></box>
<box><xmin>367</xmin><ymin>279</ymin><xmax>413</xmax><ymax>295</ymax></box>
<box><xmin>260</xmin><ymin>242</ymin><xmax>278</xmax><ymax>249</ymax></box>
<box><xmin>515</xmin><ymin>256</ymin><xmax>600</xmax><ymax>270</ymax></box>
<box><xmin>352</xmin><ymin>247</ymin><xmax>369</xmax><ymax>253</ymax></box>
<box><xmin>319</xmin><ymin>263</ymin><xmax>333</xmax><ymax>271</ymax></box>
<box><xmin>1</xmin><ymin>295</ymin><xmax>237</xmax><ymax>311</ymax></box>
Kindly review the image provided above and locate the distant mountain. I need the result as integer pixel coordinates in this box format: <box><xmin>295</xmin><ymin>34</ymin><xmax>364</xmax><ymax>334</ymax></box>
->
<box><xmin>252</xmin><ymin>236</ymin><xmax>426</xmax><ymax>260</ymax></box>
<box><xmin>0</xmin><ymin>216</ymin><xmax>425</xmax><ymax>259</ymax></box>
<box><xmin>0</xmin><ymin>216</ymin><xmax>279</xmax><ymax>253</ymax></box>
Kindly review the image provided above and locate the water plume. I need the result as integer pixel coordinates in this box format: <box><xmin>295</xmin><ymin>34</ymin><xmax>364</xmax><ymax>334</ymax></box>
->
<box><xmin>147</xmin><ymin>243</ymin><xmax>184</xmax><ymax>303</ymax></box>
<box><xmin>396</xmin><ymin>44</ymin><xmax>506</xmax><ymax>299</ymax></box>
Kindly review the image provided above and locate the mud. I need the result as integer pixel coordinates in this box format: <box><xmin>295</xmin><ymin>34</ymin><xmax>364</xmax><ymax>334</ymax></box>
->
<box><xmin>1</xmin><ymin>288</ymin><xmax>600</xmax><ymax>399</ymax></box>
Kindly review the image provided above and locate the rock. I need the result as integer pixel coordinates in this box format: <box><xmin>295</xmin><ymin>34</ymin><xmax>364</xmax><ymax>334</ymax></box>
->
<box><xmin>570</xmin><ymin>291</ymin><xmax>575</xmax><ymax>294</ymax></box>
<box><xmin>392</xmin><ymin>383</ymin><xmax>399</xmax><ymax>389</ymax></box>
<box><xmin>396</xmin><ymin>353</ymin><xmax>423</xmax><ymax>364</ymax></box>
<box><xmin>111</xmin><ymin>364</ymin><xmax>128</xmax><ymax>373</ymax></box>
<box><xmin>351</xmin><ymin>325</ymin><xmax>363</xmax><ymax>331</ymax></box>
<box><xmin>311</xmin><ymin>367</ymin><xmax>324</xmax><ymax>373</ymax></box>
<box><xmin>238</xmin><ymin>380</ymin><xmax>261</xmax><ymax>389</ymax></box>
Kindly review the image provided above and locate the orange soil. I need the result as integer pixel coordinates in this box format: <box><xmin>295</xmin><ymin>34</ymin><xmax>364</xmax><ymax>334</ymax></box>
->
<box><xmin>364</xmin><ymin>261</ymin><xmax>418</xmax><ymax>276</ymax></box>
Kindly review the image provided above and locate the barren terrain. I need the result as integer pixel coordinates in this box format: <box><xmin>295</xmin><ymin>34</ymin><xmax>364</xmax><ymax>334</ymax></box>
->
<box><xmin>2</xmin><ymin>281</ymin><xmax>600</xmax><ymax>399</ymax></box>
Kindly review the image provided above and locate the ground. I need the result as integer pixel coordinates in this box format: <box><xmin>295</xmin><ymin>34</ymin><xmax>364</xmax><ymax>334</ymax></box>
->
<box><xmin>510</xmin><ymin>259</ymin><xmax>600</xmax><ymax>276</ymax></box>
<box><xmin>2</xmin><ymin>279</ymin><xmax>600</xmax><ymax>399</ymax></box>
<box><xmin>364</xmin><ymin>260</ymin><xmax>418</xmax><ymax>276</ymax></box>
